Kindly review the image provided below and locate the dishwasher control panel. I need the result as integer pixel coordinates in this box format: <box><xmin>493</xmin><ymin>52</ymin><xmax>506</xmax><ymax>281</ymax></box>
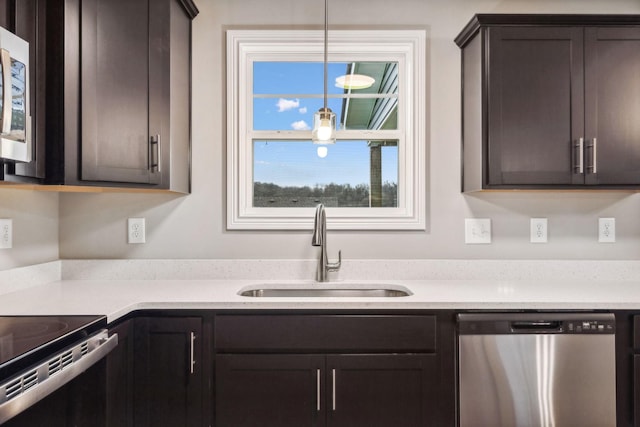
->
<box><xmin>458</xmin><ymin>313</ymin><xmax>616</xmax><ymax>335</ymax></box>
<box><xmin>567</xmin><ymin>319</ymin><xmax>615</xmax><ymax>333</ymax></box>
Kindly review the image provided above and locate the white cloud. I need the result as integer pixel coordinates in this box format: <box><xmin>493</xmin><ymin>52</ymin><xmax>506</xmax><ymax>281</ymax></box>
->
<box><xmin>299</xmin><ymin>107</ymin><xmax>307</xmax><ymax>114</ymax></box>
<box><xmin>291</xmin><ymin>120</ymin><xmax>310</xmax><ymax>130</ymax></box>
<box><xmin>276</xmin><ymin>98</ymin><xmax>300</xmax><ymax>112</ymax></box>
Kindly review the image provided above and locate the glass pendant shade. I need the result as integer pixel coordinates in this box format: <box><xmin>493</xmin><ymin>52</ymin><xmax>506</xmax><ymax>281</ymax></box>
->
<box><xmin>312</xmin><ymin>107</ymin><xmax>336</xmax><ymax>144</ymax></box>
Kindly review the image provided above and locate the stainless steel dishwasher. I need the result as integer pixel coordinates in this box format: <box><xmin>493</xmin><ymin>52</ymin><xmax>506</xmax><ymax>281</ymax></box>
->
<box><xmin>458</xmin><ymin>313</ymin><xmax>616</xmax><ymax>427</ymax></box>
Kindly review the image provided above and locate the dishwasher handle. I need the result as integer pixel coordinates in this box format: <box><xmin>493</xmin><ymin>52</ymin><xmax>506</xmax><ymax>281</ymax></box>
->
<box><xmin>510</xmin><ymin>321</ymin><xmax>561</xmax><ymax>332</ymax></box>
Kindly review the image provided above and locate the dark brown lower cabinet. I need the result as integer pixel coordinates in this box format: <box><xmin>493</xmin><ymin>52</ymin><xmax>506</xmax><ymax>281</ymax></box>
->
<box><xmin>216</xmin><ymin>354</ymin><xmax>325</xmax><ymax>427</ymax></box>
<box><xmin>632</xmin><ymin>314</ymin><xmax>640</xmax><ymax>427</ymax></box>
<box><xmin>327</xmin><ymin>354</ymin><xmax>437</xmax><ymax>427</ymax></box>
<box><xmin>133</xmin><ymin>316</ymin><xmax>203</xmax><ymax>427</ymax></box>
<box><xmin>216</xmin><ymin>353</ymin><xmax>438</xmax><ymax>427</ymax></box>
<box><xmin>214</xmin><ymin>313</ymin><xmax>452</xmax><ymax>427</ymax></box>
<box><xmin>106</xmin><ymin>319</ymin><xmax>134</xmax><ymax>427</ymax></box>
<box><xmin>634</xmin><ymin>354</ymin><xmax>640</xmax><ymax>427</ymax></box>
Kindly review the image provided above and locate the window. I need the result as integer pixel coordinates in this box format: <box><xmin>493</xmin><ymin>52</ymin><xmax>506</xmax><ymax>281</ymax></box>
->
<box><xmin>227</xmin><ymin>30</ymin><xmax>426</xmax><ymax>230</ymax></box>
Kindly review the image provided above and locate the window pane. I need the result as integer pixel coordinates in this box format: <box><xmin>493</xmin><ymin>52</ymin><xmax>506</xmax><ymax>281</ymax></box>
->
<box><xmin>253</xmin><ymin>61</ymin><xmax>399</xmax><ymax>131</ymax></box>
<box><xmin>253</xmin><ymin>97</ymin><xmax>343</xmax><ymax>131</ymax></box>
<box><xmin>254</xmin><ymin>62</ymin><xmax>343</xmax><ymax>95</ymax></box>
<box><xmin>253</xmin><ymin>140</ymin><xmax>398</xmax><ymax>208</ymax></box>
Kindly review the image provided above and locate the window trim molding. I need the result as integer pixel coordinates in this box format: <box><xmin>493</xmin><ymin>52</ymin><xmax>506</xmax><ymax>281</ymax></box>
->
<box><xmin>226</xmin><ymin>29</ymin><xmax>427</xmax><ymax>230</ymax></box>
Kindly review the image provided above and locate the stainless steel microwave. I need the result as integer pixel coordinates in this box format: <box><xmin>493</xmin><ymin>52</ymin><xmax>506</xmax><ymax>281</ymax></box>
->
<box><xmin>0</xmin><ymin>27</ymin><xmax>30</xmax><ymax>163</ymax></box>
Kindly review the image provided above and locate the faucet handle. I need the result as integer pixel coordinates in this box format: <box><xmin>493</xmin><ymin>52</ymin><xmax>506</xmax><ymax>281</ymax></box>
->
<box><xmin>327</xmin><ymin>250</ymin><xmax>342</xmax><ymax>272</ymax></box>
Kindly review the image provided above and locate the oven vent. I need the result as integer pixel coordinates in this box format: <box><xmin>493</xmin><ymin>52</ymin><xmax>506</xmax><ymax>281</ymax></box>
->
<box><xmin>80</xmin><ymin>342</ymin><xmax>89</xmax><ymax>356</ymax></box>
<box><xmin>48</xmin><ymin>348</ymin><xmax>74</xmax><ymax>376</ymax></box>
<box><xmin>60</xmin><ymin>349</ymin><xmax>74</xmax><ymax>369</ymax></box>
<box><xmin>0</xmin><ymin>331</ymin><xmax>107</xmax><ymax>405</ymax></box>
<box><xmin>3</xmin><ymin>369</ymin><xmax>37</xmax><ymax>401</ymax></box>
<box><xmin>21</xmin><ymin>370</ymin><xmax>38</xmax><ymax>392</ymax></box>
<box><xmin>48</xmin><ymin>357</ymin><xmax>62</xmax><ymax>375</ymax></box>
<box><xmin>0</xmin><ymin>329</ymin><xmax>114</xmax><ymax>425</ymax></box>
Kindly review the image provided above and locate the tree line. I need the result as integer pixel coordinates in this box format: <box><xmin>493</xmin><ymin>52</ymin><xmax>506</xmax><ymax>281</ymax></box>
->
<box><xmin>254</xmin><ymin>182</ymin><xmax>398</xmax><ymax>207</ymax></box>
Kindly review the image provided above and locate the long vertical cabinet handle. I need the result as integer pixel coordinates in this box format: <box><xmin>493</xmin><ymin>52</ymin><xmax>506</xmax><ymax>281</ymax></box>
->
<box><xmin>149</xmin><ymin>134</ymin><xmax>161</xmax><ymax>172</ymax></box>
<box><xmin>332</xmin><ymin>369</ymin><xmax>336</xmax><ymax>411</ymax></box>
<box><xmin>189</xmin><ymin>332</ymin><xmax>196</xmax><ymax>374</ymax></box>
<box><xmin>316</xmin><ymin>369</ymin><xmax>321</xmax><ymax>411</ymax></box>
<box><xmin>0</xmin><ymin>49</ymin><xmax>12</xmax><ymax>135</ymax></box>
<box><xmin>574</xmin><ymin>137</ymin><xmax>584</xmax><ymax>174</ymax></box>
<box><xmin>591</xmin><ymin>138</ymin><xmax>597</xmax><ymax>174</ymax></box>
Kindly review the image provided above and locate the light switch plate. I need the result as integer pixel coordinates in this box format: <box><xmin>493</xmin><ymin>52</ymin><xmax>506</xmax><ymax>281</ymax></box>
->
<box><xmin>598</xmin><ymin>218</ymin><xmax>615</xmax><ymax>243</ymax></box>
<box><xmin>530</xmin><ymin>218</ymin><xmax>548</xmax><ymax>243</ymax></box>
<box><xmin>0</xmin><ymin>219</ymin><xmax>12</xmax><ymax>249</ymax></box>
<box><xmin>465</xmin><ymin>218</ymin><xmax>491</xmax><ymax>244</ymax></box>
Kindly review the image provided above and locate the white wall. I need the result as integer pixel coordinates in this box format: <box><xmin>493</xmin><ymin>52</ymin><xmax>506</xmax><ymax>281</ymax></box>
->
<box><xmin>0</xmin><ymin>189</ymin><xmax>58</xmax><ymax>270</ymax></box>
<box><xmin>54</xmin><ymin>0</ymin><xmax>640</xmax><ymax>261</ymax></box>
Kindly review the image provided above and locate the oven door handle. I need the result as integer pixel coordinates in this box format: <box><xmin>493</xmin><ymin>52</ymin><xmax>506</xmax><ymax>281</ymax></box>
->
<box><xmin>0</xmin><ymin>331</ymin><xmax>118</xmax><ymax>425</ymax></box>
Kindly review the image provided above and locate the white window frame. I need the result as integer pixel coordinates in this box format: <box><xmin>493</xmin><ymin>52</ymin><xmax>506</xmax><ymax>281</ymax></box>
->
<box><xmin>226</xmin><ymin>29</ymin><xmax>426</xmax><ymax>230</ymax></box>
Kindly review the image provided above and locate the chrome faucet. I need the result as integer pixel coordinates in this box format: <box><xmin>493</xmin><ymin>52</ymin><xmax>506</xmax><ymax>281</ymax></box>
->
<box><xmin>311</xmin><ymin>204</ymin><xmax>341</xmax><ymax>282</ymax></box>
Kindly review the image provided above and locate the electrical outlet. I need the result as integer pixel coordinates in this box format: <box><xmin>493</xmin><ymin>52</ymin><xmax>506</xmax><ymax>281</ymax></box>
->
<box><xmin>465</xmin><ymin>218</ymin><xmax>491</xmax><ymax>244</ymax></box>
<box><xmin>598</xmin><ymin>218</ymin><xmax>615</xmax><ymax>243</ymax></box>
<box><xmin>128</xmin><ymin>218</ymin><xmax>146</xmax><ymax>244</ymax></box>
<box><xmin>0</xmin><ymin>219</ymin><xmax>12</xmax><ymax>249</ymax></box>
<box><xmin>530</xmin><ymin>218</ymin><xmax>548</xmax><ymax>243</ymax></box>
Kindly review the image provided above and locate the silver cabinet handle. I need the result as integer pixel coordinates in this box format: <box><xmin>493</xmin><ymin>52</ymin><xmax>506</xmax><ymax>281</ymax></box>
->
<box><xmin>591</xmin><ymin>138</ymin><xmax>597</xmax><ymax>174</ymax></box>
<box><xmin>332</xmin><ymin>369</ymin><xmax>336</xmax><ymax>411</ymax></box>
<box><xmin>149</xmin><ymin>134</ymin><xmax>161</xmax><ymax>172</ymax></box>
<box><xmin>189</xmin><ymin>332</ymin><xmax>196</xmax><ymax>374</ymax></box>
<box><xmin>0</xmin><ymin>49</ymin><xmax>12</xmax><ymax>135</ymax></box>
<box><xmin>574</xmin><ymin>137</ymin><xmax>584</xmax><ymax>174</ymax></box>
<box><xmin>316</xmin><ymin>369</ymin><xmax>321</xmax><ymax>411</ymax></box>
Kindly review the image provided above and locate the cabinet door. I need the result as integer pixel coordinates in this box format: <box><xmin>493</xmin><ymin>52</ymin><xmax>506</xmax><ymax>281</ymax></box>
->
<box><xmin>487</xmin><ymin>26</ymin><xmax>584</xmax><ymax>186</ymax></box>
<box><xmin>80</xmin><ymin>0</ymin><xmax>160</xmax><ymax>184</ymax></box>
<box><xmin>585</xmin><ymin>27</ymin><xmax>640</xmax><ymax>185</ymax></box>
<box><xmin>133</xmin><ymin>317</ymin><xmax>202</xmax><ymax>427</ymax></box>
<box><xmin>326</xmin><ymin>355</ymin><xmax>438</xmax><ymax>427</ymax></box>
<box><xmin>216</xmin><ymin>354</ymin><xmax>326</xmax><ymax>427</ymax></box>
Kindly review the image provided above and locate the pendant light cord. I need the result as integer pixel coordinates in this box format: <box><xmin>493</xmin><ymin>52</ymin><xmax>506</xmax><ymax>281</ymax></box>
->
<box><xmin>323</xmin><ymin>0</ymin><xmax>328</xmax><ymax>111</ymax></box>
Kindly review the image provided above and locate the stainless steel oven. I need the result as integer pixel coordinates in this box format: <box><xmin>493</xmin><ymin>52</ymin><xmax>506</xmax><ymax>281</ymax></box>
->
<box><xmin>0</xmin><ymin>26</ymin><xmax>31</xmax><ymax>163</ymax></box>
<box><xmin>0</xmin><ymin>315</ymin><xmax>117</xmax><ymax>424</ymax></box>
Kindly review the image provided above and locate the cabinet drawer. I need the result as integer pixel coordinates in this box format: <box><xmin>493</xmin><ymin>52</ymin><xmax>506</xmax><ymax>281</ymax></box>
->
<box><xmin>215</xmin><ymin>315</ymin><xmax>436</xmax><ymax>353</ymax></box>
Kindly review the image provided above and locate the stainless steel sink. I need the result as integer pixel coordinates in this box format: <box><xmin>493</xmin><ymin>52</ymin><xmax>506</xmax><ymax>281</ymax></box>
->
<box><xmin>238</xmin><ymin>287</ymin><xmax>411</xmax><ymax>298</ymax></box>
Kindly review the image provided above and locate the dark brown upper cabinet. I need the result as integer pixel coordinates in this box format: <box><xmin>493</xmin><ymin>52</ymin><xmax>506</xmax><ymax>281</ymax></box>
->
<box><xmin>44</xmin><ymin>0</ymin><xmax>198</xmax><ymax>192</ymax></box>
<box><xmin>456</xmin><ymin>14</ymin><xmax>640</xmax><ymax>191</ymax></box>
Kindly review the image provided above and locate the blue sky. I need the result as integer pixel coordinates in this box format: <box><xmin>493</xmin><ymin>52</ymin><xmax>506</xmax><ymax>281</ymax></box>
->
<box><xmin>252</xmin><ymin>62</ymin><xmax>398</xmax><ymax>187</ymax></box>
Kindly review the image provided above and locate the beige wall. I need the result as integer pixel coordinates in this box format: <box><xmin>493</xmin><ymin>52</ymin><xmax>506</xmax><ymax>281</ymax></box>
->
<box><xmin>8</xmin><ymin>0</ymin><xmax>640</xmax><ymax>269</ymax></box>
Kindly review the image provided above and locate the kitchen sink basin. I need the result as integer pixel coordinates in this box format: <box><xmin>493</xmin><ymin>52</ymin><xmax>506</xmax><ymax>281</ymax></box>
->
<box><xmin>238</xmin><ymin>286</ymin><xmax>412</xmax><ymax>298</ymax></box>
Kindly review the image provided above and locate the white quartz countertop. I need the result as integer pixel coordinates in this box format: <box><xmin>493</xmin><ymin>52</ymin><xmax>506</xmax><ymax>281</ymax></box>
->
<box><xmin>1</xmin><ymin>278</ymin><xmax>640</xmax><ymax>323</ymax></box>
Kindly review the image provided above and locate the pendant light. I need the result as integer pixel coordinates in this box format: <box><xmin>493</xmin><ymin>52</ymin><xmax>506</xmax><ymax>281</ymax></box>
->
<box><xmin>312</xmin><ymin>0</ymin><xmax>336</xmax><ymax>145</ymax></box>
<box><xmin>335</xmin><ymin>73</ymin><xmax>375</xmax><ymax>90</ymax></box>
